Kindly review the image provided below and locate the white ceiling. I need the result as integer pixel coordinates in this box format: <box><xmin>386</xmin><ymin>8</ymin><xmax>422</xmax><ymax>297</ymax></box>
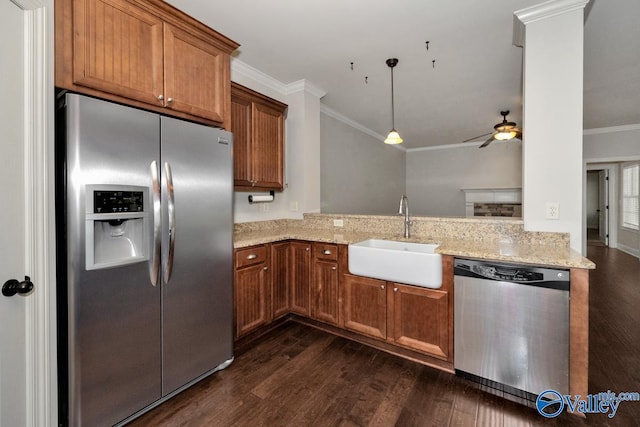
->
<box><xmin>167</xmin><ymin>0</ymin><xmax>640</xmax><ymax>149</ymax></box>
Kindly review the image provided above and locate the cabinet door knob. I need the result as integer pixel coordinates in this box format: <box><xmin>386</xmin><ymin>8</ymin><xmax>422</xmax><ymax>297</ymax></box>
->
<box><xmin>331</xmin><ymin>266</ymin><xmax>337</xmax><ymax>271</ymax></box>
<box><xmin>157</xmin><ymin>94</ymin><xmax>164</xmax><ymax>101</ymax></box>
<box><xmin>305</xmin><ymin>247</ymin><xmax>310</xmax><ymax>251</ymax></box>
<box><xmin>167</xmin><ymin>97</ymin><xmax>174</xmax><ymax>103</ymax></box>
<box><xmin>263</xmin><ymin>267</ymin><xmax>268</xmax><ymax>271</ymax></box>
<box><xmin>393</xmin><ymin>287</ymin><xmax>398</xmax><ymax>292</ymax></box>
<box><xmin>380</xmin><ymin>284</ymin><xmax>385</xmax><ymax>290</ymax></box>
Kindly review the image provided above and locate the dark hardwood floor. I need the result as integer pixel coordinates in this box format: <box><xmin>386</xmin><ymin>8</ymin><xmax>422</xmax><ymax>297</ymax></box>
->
<box><xmin>131</xmin><ymin>246</ymin><xmax>640</xmax><ymax>426</ymax></box>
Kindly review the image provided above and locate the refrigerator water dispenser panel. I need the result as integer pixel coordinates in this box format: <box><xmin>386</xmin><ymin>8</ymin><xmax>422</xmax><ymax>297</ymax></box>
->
<box><xmin>85</xmin><ymin>185</ymin><xmax>150</xmax><ymax>270</ymax></box>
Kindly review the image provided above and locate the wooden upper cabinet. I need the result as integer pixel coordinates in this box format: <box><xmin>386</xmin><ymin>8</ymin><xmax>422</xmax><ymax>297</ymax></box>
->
<box><xmin>72</xmin><ymin>0</ymin><xmax>164</xmax><ymax>105</ymax></box>
<box><xmin>56</xmin><ymin>0</ymin><xmax>238</xmax><ymax>127</ymax></box>
<box><xmin>163</xmin><ymin>23</ymin><xmax>229</xmax><ymax>123</ymax></box>
<box><xmin>231</xmin><ymin>83</ymin><xmax>287</xmax><ymax>191</ymax></box>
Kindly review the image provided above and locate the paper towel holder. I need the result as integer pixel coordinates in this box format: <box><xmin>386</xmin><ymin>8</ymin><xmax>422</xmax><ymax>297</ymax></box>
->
<box><xmin>248</xmin><ymin>190</ymin><xmax>275</xmax><ymax>204</ymax></box>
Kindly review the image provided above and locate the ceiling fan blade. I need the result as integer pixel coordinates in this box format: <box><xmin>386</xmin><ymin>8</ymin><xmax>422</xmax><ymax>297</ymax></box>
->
<box><xmin>462</xmin><ymin>132</ymin><xmax>493</xmax><ymax>143</ymax></box>
<box><xmin>479</xmin><ymin>135</ymin><xmax>494</xmax><ymax>148</ymax></box>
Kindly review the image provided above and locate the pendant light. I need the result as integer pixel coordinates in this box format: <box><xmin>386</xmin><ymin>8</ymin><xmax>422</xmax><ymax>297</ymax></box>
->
<box><xmin>384</xmin><ymin>58</ymin><xmax>403</xmax><ymax>145</ymax></box>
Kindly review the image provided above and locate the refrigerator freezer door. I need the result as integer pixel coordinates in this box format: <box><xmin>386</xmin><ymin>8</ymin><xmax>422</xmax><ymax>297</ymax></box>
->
<box><xmin>63</xmin><ymin>94</ymin><xmax>162</xmax><ymax>426</ymax></box>
<box><xmin>160</xmin><ymin>116</ymin><xmax>234</xmax><ymax>395</ymax></box>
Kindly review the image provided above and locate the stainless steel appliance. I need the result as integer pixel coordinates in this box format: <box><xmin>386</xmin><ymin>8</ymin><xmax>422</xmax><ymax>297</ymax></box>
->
<box><xmin>56</xmin><ymin>93</ymin><xmax>234</xmax><ymax>426</ymax></box>
<box><xmin>453</xmin><ymin>258</ymin><xmax>569</xmax><ymax>399</ymax></box>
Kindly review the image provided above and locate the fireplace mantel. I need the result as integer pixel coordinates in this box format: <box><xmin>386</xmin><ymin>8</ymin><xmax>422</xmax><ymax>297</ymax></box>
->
<box><xmin>462</xmin><ymin>188</ymin><xmax>522</xmax><ymax>217</ymax></box>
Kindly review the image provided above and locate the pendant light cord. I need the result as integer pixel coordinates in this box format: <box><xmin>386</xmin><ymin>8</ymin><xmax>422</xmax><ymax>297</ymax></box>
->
<box><xmin>390</xmin><ymin>65</ymin><xmax>395</xmax><ymax>129</ymax></box>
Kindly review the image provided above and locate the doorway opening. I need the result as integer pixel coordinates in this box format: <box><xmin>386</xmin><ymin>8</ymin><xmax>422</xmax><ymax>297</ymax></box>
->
<box><xmin>586</xmin><ymin>169</ymin><xmax>609</xmax><ymax>246</ymax></box>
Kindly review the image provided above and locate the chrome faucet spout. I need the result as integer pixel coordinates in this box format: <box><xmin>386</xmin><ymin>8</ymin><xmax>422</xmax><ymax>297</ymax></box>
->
<box><xmin>398</xmin><ymin>195</ymin><xmax>410</xmax><ymax>238</ymax></box>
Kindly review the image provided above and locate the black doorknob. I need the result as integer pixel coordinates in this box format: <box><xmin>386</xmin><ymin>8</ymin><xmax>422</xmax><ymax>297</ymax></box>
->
<box><xmin>2</xmin><ymin>276</ymin><xmax>35</xmax><ymax>297</ymax></box>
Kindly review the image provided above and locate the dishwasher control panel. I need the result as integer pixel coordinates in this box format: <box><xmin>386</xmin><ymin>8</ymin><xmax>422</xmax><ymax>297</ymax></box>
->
<box><xmin>454</xmin><ymin>259</ymin><xmax>569</xmax><ymax>288</ymax></box>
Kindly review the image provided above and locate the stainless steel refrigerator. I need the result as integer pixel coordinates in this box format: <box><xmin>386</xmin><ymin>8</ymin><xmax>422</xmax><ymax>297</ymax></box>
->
<box><xmin>56</xmin><ymin>93</ymin><xmax>234</xmax><ymax>426</ymax></box>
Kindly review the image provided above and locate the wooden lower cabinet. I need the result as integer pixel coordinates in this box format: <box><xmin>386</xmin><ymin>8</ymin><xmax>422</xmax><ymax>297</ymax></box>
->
<box><xmin>234</xmin><ymin>246</ymin><xmax>269</xmax><ymax>339</ymax></box>
<box><xmin>312</xmin><ymin>259</ymin><xmax>340</xmax><ymax>325</ymax></box>
<box><xmin>343</xmin><ymin>274</ymin><xmax>451</xmax><ymax>361</ymax></box>
<box><xmin>234</xmin><ymin>242</ymin><xmax>453</xmax><ymax>363</ymax></box>
<box><xmin>270</xmin><ymin>242</ymin><xmax>289</xmax><ymax>320</ymax></box>
<box><xmin>344</xmin><ymin>274</ymin><xmax>387</xmax><ymax>339</ymax></box>
<box><xmin>389</xmin><ymin>283</ymin><xmax>450</xmax><ymax>359</ymax></box>
<box><xmin>289</xmin><ymin>241</ymin><xmax>311</xmax><ymax>316</ymax></box>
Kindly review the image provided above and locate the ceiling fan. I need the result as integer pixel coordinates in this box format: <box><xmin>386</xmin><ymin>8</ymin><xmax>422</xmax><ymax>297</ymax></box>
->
<box><xmin>463</xmin><ymin>110</ymin><xmax>522</xmax><ymax>148</ymax></box>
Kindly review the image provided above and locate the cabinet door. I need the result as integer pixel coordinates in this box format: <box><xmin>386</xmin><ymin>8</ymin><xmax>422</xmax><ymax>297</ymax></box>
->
<box><xmin>391</xmin><ymin>284</ymin><xmax>449</xmax><ymax>359</ymax></box>
<box><xmin>344</xmin><ymin>275</ymin><xmax>387</xmax><ymax>339</ymax></box>
<box><xmin>234</xmin><ymin>263</ymin><xmax>268</xmax><ymax>339</ymax></box>
<box><xmin>73</xmin><ymin>0</ymin><xmax>164</xmax><ymax>105</ymax></box>
<box><xmin>270</xmin><ymin>242</ymin><xmax>289</xmax><ymax>320</ymax></box>
<box><xmin>230</xmin><ymin>93</ymin><xmax>253</xmax><ymax>188</ymax></box>
<box><xmin>289</xmin><ymin>242</ymin><xmax>311</xmax><ymax>316</ymax></box>
<box><xmin>251</xmin><ymin>102</ymin><xmax>284</xmax><ymax>190</ymax></box>
<box><xmin>163</xmin><ymin>23</ymin><xmax>229</xmax><ymax>124</ymax></box>
<box><xmin>312</xmin><ymin>260</ymin><xmax>339</xmax><ymax>325</ymax></box>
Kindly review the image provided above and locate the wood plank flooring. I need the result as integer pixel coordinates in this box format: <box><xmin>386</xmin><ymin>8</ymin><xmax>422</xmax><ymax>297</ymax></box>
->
<box><xmin>131</xmin><ymin>246</ymin><xmax>640</xmax><ymax>426</ymax></box>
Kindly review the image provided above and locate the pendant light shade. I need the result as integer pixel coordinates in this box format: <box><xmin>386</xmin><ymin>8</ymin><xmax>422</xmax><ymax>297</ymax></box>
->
<box><xmin>384</xmin><ymin>58</ymin><xmax>403</xmax><ymax>145</ymax></box>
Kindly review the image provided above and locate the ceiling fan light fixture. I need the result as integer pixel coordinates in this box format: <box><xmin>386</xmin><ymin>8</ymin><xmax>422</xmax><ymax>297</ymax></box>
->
<box><xmin>384</xmin><ymin>129</ymin><xmax>403</xmax><ymax>145</ymax></box>
<box><xmin>384</xmin><ymin>58</ymin><xmax>403</xmax><ymax>145</ymax></box>
<box><xmin>494</xmin><ymin>130</ymin><xmax>517</xmax><ymax>141</ymax></box>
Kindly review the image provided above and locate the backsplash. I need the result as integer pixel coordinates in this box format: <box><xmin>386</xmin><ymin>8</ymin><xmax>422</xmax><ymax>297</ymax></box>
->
<box><xmin>235</xmin><ymin>213</ymin><xmax>570</xmax><ymax>247</ymax></box>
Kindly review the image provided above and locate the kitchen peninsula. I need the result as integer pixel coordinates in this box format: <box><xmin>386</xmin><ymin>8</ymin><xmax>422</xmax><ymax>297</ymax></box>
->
<box><xmin>233</xmin><ymin>213</ymin><xmax>594</xmax><ymax>409</ymax></box>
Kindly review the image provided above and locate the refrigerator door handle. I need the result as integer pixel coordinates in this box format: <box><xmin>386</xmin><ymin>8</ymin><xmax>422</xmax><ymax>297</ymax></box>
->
<box><xmin>164</xmin><ymin>162</ymin><xmax>176</xmax><ymax>284</ymax></box>
<box><xmin>150</xmin><ymin>161</ymin><xmax>161</xmax><ymax>287</ymax></box>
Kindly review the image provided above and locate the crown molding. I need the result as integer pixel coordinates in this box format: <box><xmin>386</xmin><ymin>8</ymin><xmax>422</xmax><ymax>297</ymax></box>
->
<box><xmin>513</xmin><ymin>0</ymin><xmax>589</xmax><ymax>47</ymax></box>
<box><xmin>284</xmin><ymin>79</ymin><xmax>327</xmax><ymax>98</ymax></box>
<box><xmin>583</xmin><ymin>123</ymin><xmax>640</xmax><ymax>135</ymax></box>
<box><xmin>231</xmin><ymin>59</ymin><xmax>327</xmax><ymax>99</ymax></box>
<box><xmin>319</xmin><ymin>104</ymin><xmax>406</xmax><ymax>152</ymax></box>
<box><xmin>231</xmin><ymin>59</ymin><xmax>288</xmax><ymax>94</ymax></box>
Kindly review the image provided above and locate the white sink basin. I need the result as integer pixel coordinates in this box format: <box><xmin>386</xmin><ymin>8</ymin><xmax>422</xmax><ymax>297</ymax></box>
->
<box><xmin>348</xmin><ymin>239</ymin><xmax>442</xmax><ymax>289</ymax></box>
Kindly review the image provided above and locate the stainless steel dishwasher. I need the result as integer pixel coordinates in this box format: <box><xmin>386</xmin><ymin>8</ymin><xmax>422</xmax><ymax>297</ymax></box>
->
<box><xmin>454</xmin><ymin>258</ymin><xmax>570</xmax><ymax>399</ymax></box>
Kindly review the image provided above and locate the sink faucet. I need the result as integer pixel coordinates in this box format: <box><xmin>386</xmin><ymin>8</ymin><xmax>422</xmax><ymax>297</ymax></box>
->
<box><xmin>398</xmin><ymin>195</ymin><xmax>411</xmax><ymax>238</ymax></box>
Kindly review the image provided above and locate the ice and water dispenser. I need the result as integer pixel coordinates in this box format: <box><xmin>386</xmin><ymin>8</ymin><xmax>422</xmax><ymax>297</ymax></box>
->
<box><xmin>85</xmin><ymin>185</ymin><xmax>150</xmax><ymax>270</ymax></box>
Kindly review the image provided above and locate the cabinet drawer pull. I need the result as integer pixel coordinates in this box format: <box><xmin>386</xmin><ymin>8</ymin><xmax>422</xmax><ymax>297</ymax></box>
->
<box><xmin>246</xmin><ymin>254</ymin><xmax>257</xmax><ymax>260</ymax></box>
<box><xmin>263</xmin><ymin>267</ymin><xmax>268</xmax><ymax>271</ymax></box>
<box><xmin>322</xmin><ymin>249</ymin><xmax>332</xmax><ymax>255</ymax></box>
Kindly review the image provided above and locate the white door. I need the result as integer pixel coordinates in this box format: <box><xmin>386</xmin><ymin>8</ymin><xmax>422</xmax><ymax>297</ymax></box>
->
<box><xmin>598</xmin><ymin>169</ymin><xmax>609</xmax><ymax>245</ymax></box>
<box><xmin>0</xmin><ymin>1</ymin><xmax>28</xmax><ymax>425</ymax></box>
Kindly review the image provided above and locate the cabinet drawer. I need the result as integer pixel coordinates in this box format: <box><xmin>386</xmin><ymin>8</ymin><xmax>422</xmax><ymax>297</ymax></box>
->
<box><xmin>235</xmin><ymin>246</ymin><xmax>268</xmax><ymax>269</ymax></box>
<box><xmin>313</xmin><ymin>243</ymin><xmax>338</xmax><ymax>261</ymax></box>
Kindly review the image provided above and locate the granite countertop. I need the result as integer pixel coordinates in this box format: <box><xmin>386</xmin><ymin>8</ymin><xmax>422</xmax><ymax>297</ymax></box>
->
<box><xmin>233</xmin><ymin>227</ymin><xmax>595</xmax><ymax>269</ymax></box>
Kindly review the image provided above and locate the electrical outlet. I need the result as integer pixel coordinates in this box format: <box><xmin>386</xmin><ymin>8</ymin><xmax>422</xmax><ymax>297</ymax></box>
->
<box><xmin>333</xmin><ymin>219</ymin><xmax>344</xmax><ymax>227</ymax></box>
<box><xmin>545</xmin><ymin>202</ymin><xmax>559</xmax><ymax>219</ymax></box>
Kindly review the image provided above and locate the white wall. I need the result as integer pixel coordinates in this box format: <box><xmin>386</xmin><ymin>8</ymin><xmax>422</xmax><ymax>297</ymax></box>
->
<box><xmin>406</xmin><ymin>142</ymin><xmax>522</xmax><ymax>217</ymax></box>
<box><xmin>320</xmin><ymin>112</ymin><xmax>406</xmax><ymax>214</ymax></box>
<box><xmin>516</xmin><ymin>1</ymin><xmax>587</xmax><ymax>252</ymax></box>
